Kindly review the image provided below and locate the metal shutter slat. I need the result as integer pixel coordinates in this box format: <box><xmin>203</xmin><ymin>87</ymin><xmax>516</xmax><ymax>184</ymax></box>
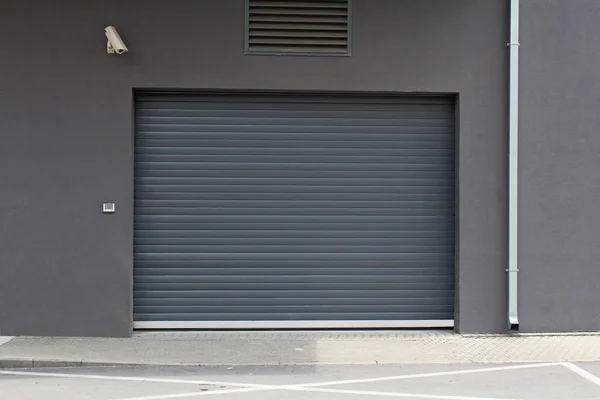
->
<box><xmin>249</xmin><ymin>15</ymin><xmax>347</xmax><ymax>22</ymax></box>
<box><xmin>249</xmin><ymin>38</ymin><xmax>348</xmax><ymax>46</ymax></box>
<box><xmin>248</xmin><ymin>45</ymin><xmax>347</xmax><ymax>54</ymax></box>
<box><xmin>248</xmin><ymin>23</ymin><xmax>348</xmax><ymax>31</ymax></box>
<box><xmin>250</xmin><ymin>9</ymin><xmax>348</xmax><ymax>16</ymax></box>
<box><xmin>249</xmin><ymin>31</ymin><xmax>348</xmax><ymax>39</ymax></box>
<box><xmin>250</xmin><ymin>1</ymin><xmax>349</xmax><ymax>9</ymax></box>
<box><xmin>134</xmin><ymin>93</ymin><xmax>455</xmax><ymax>328</ymax></box>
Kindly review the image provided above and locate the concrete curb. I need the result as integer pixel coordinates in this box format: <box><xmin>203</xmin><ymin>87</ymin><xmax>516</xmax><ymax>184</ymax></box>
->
<box><xmin>0</xmin><ymin>359</ymin><xmax>149</xmax><ymax>369</ymax></box>
<box><xmin>0</xmin><ymin>359</ymin><xmax>321</xmax><ymax>368</ymax></box>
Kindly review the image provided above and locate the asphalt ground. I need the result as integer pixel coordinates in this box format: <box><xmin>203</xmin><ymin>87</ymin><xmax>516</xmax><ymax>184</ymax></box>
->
<box><xmin>2</xmin><ymin>362</ymin><xmax>600</xmax><ymax>400</ymax></box>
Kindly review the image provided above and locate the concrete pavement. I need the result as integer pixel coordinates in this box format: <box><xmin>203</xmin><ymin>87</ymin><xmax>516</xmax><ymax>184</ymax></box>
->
<box><xmin>0</xmin><ymin>336</ymin><xmax>14</xmax><ymax>347</ymax></box>
<box><xmin>4</xmin><ymin>331</ymin><xmax>600</xmax><ymax>368</ymax></box>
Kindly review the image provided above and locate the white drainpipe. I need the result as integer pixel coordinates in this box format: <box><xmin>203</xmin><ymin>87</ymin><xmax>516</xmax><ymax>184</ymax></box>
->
<box><xmin>508</xmin><ymin>0</ymin><xmax>520</xmax><ymax>330</ymax></box>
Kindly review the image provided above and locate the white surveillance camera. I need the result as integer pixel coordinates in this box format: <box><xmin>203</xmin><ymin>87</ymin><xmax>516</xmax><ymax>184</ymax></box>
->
<box><xmin>105</xmin><ymin>26</ymin><xmax>128</xmax><ymax>55</ymax></box>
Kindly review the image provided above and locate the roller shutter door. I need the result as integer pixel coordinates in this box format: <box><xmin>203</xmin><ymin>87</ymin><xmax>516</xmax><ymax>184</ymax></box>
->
<box><xmin>134</xmin><ymin>92</ymin><xmax>455</xmax><ymax>328</ymax></box>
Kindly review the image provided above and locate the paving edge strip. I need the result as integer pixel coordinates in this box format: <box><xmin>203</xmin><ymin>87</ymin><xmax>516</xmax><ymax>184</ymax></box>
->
<box><xmin>3</xmin><ymin>358</ymin><xmax>600</xmax><ymax>369</ymax></box>
<box><xmin>0</xmin><ymin>359</ymin><xmax>147</xmax><ymax>369</ymax></box>
<box><xmin>0</xmin><ymin>359</ymin><xmax>358</xmax><ymax>369</ymax></box>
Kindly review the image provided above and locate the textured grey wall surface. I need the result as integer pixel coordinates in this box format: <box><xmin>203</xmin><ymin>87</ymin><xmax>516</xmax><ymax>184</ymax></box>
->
<box><xmin>519</xmin><ymin>1</ymin><xmax>600</xmax><ymax>332</ymax></box>
<box><xmin>0</xmin><ymin>0</ymin><xmax>508</xmax><ymax>336</ymax></box>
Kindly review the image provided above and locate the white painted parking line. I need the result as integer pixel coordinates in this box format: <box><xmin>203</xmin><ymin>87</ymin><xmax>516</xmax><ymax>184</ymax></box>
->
<box><xmin>301</xmin><ymin>362</ymin><xmax>564</xmax><ymax>387</ymax></box>
<box><xmin>112</xmin><ymin>386</ymin><xmax>524</xmax><ymax>400</ymax></box>
<box><xmin>292</xmin><ymin>387</ymin><xmax>522</xmax><ymax>400</ymax></box>
<box><xmin>0</xmin><ymin>370</ymin><xmax>267</xmax><ymax>389</ymax></box>
<box><xmin>110</xmin><ymin>387</ymin><xmax>269</xmax><ymax>400</ymax></box>
<box><xmin>112</xmin><ymin>386</ymin><xmax>523</xmax><ymax>400</ymax></box>
<box><xmin>0</xmin><ymin>362</ymin><xmax>559</xmax><ymax>390</ymax></box>
<box><xmin>114</xmin><ymin>387</ymin><xmax>523</xmax><ymax>400</ymax></box>
<box><xmin>563</xmin><ymin>363</ymin><xmax>600</xmax><ymax>388</ymax></box>
<box><xmin>0</xmin><ymin>362</ymin><xmax>562</xmax><ymax>400</ymax></box>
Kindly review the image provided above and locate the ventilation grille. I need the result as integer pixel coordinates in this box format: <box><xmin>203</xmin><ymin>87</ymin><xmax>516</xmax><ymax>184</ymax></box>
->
<box><xmin>246</xmin><ymin>0</ymin><xmax>350</xmax><ymax>55</ymax></box>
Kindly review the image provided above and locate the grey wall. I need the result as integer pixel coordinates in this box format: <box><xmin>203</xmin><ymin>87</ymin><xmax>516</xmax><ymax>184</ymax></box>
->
<box><xmin>0</xmin><ymin>0</ymin><xmax>508</xmax><ymax>337</ymax></box>
<box><xmin>519</xmin><ymin>1</ymin><xmax>600</xmax><ymax>332</ymax></box>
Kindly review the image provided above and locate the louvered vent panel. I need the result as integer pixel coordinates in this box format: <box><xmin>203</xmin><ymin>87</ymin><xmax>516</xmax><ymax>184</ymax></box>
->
<box><xmin>247</xmin><ymin>0</ymin><xmax>350</xmax><ymax>55</ymax></box>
